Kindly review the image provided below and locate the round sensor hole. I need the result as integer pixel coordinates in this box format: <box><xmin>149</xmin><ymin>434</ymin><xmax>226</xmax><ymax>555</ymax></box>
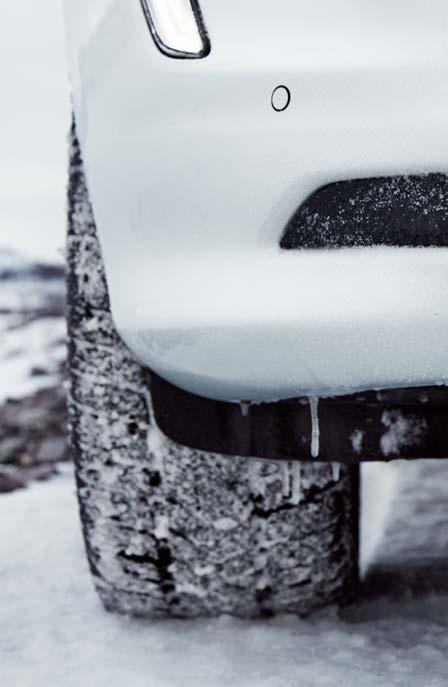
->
<box><xmin>271</xmin><ymin>85</ymin><xmax>291</xmax><ymax>112</ymax></box>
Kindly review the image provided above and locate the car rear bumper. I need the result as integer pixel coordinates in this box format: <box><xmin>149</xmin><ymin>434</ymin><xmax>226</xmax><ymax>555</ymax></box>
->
<box><xmin>64</xmin><ymin>0</ymin><xmax>448</xmax><ymax>401</ymax></box>
<box><xmin>116</xmin><ymin>247</ymin><xmax>448</xmax><ymax>401</ymax></box>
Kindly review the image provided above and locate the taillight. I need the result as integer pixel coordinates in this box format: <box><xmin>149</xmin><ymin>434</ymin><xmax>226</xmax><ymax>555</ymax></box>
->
<box><xmin>140</xmin><ymin>0</ymin><xmax>211</xmax><ymax>59</ymax></box>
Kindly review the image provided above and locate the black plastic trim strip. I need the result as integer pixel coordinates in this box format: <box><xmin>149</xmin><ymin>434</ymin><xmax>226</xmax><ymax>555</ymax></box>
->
<box><xmin>148</xmin><ymin>371</ymin><xmax>448</xmax><ymax>463</ymax></box>
<box><xmin>280</xmin><ymin>174</ymin><xmax>448</xmax><ymax>249</ymax></box>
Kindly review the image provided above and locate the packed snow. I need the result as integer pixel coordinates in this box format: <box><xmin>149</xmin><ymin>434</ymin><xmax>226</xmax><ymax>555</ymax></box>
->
<box><xmin>120</xmin><ymin>247</ymin><xmax>448</xmax><ymax>403</ymax></box>
<box><xmin>2</xmin><ymin>461</ymin><xmax>448</xmax><ymax>686</ymax></box>
<box><xmin>380</xmin><ymin>411</ymin><xmax>428</xmax><ymax>459</ymax></box>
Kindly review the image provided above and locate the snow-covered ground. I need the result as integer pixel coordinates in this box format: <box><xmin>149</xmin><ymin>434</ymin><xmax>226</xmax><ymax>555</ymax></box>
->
<box><xmin>0</xmin><ymin>250</ymin><xmax>65</xmax><ymax>404</ymax></box>
<box><xmin>0</xmin><ymin>315</ymin><xmax>65</xmax><ymax>403</ymax></box>
<box><xmin>1</xmin><ymin>460</ymin><xmax>448</xmax><ymax>686</ymax></box>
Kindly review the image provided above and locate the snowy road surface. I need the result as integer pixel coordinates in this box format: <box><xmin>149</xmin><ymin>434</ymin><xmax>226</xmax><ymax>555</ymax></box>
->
<box><xmin>2</xmin><ymin>461</ymin><xmax>448</xmax><ymax>686</ymax></box>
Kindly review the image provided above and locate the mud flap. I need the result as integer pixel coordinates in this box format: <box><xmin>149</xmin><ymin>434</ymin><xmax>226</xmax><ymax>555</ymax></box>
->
<box><xmin>149</xmin><ymin>372</ymin><xmax>448</xmax><ymax>462</ymax></box>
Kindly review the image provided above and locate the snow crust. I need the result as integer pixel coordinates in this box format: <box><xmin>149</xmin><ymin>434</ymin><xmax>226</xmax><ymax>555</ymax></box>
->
<box><xmin>0</xmin><ymin>315</ymin><xmax>66</xmax><ymax>403</ymax></box>
<box><xmin>121</xmin><ymin>247</ymin><xmax>448</xmax><ymax>402</ymax></box>
<box><xmin>2</xmin><ymin>465</ymin><xmax>448</xmax><ymax>686</ymax></box>
<box><xmin>0</xmin><ymin>260</ymin><xmax>66</xmax><ymax>403</ymax></box>
<box><xmin>380</xmin><ymin>411</ymin><xmax>428</xmax><ymax>458</ymax></box>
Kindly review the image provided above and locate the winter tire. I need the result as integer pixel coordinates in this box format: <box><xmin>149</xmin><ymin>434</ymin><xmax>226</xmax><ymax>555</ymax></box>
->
<box><xmin>67</xmin><ymin>122</ymin><xmax>360</xmax><ymax>619</ymax></box>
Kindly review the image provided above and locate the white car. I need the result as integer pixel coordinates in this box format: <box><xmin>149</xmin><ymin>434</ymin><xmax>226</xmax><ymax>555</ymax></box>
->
<box><xmin>63</xmin><ymin>0</ymin><xmax>448</xmax><ymax>619</ymax></box>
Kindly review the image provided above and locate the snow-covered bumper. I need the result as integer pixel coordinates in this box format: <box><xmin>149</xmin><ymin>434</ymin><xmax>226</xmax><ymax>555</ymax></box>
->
<box><xmin>64</xmin><ymin>0</ymin><xmax>448</xmax><ymax>402</ymax></box>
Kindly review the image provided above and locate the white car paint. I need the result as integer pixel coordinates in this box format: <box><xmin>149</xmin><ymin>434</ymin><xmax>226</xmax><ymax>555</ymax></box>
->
<box><xmin>64</xmin><ymin>0</ymin><xmax>448</xmax><ymax>401</ymax></box>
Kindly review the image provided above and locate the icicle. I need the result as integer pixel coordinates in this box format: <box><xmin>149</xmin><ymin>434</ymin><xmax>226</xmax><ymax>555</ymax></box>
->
<box><xmin>279</xmin><ymin>462</ymin><xmax>302</xmax><ymax>504</ymax></box>
<box><xmin>281</xmin><ymin>461</ymin><xmax>291</xmax><ymax>499</ymax></box>
<box><xmin>290</xmin><ymin>462</ymin><xmax>302</xmax><ymax>505</ymax></box>
<box><xmin>331</xmin><ymin>463</ymin><xmax>341</xmax><ymax>482</ymax></box>
<box><xmin>309</xmin><ymin>397</ymin><xmax>320</xmax><ymax>458</ymax></box>
<box><xmin>239</xmin><ymin>401</ymin><xmax>251</xmax><ymax>417</ymax></box>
